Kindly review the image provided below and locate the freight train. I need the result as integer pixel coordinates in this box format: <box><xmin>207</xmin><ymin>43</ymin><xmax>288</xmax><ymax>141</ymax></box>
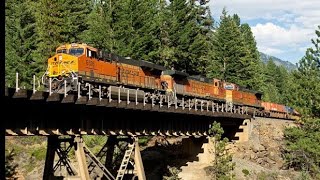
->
<box><xmin>42</xmin><ymin>43</ymin><xmax>300</xmax><ymax>120</ymax></box>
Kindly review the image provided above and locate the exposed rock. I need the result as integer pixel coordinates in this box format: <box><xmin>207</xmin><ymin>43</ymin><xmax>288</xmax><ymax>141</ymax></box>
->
<box><xmin>229</xmin><ymin>117</ymin><xmax>299</xmax><ymax>179</ymax></box>
<box><xmin>251</xmin><ymin>143</ymin><xmax>265</xmax><ymax>152</ymax></box>
<box><xmin>265</xmin><ymin>157</ymin><xmax>276</xmax><ymax>165</ymax></box>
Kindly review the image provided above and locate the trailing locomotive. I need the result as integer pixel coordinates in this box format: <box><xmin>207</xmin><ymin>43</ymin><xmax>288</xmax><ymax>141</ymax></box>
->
<box><xmin>42</xmin><ymin>43</ymin><xmax>300</xmax><ymax>120</ymax></box>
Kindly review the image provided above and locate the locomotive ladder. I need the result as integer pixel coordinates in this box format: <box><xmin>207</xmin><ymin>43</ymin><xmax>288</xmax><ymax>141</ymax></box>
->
<box><xmin>116</xmin><ymin>143</ymin><xmax>135</xmax><ymax>180</ymax></box>
<box><xmin>83</xmin><ymin>144</ymin><xmax>115</xmax><ymax>180</ymax></box>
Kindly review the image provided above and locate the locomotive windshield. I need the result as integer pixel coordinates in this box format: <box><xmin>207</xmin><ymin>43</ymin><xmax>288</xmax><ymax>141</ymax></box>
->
<box><xmin>69</xmin><ymin>48</ymin><xmax>84</xmax><ymax>56</ymax></box>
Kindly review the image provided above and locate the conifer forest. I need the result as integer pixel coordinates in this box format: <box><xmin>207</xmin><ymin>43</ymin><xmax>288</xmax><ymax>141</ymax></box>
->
<box><xmin>5</xmin><ymin>0</ymin><xmax>320</xmax><ymax>179</ymax></box>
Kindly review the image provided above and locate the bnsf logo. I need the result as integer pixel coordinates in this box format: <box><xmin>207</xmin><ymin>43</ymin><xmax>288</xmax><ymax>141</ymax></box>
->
<box><xmin>86</xmin><ymin>59</ymin><xmax>95</xmax><ymax>68</ymax></box>
<box><xmin>121</xmin><ymin>68</ymin><xmax>139</xmax><ymax>76</ymax></box>
<box><xmin>51</xmin><ymin>61</ymin><xmax>74</xmax><ymax>66</ymax></box>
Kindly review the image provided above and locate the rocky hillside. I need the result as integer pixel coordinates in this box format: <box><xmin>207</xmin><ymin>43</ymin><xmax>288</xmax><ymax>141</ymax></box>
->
<box><xmin>177</xmin><ymin>117</ymin><xmax>302</xmax><ymax>180</ymax></box>
<box><xmin>227</xmin><ymin>117</ymin><xmax>300</xmax><ymax>179</ymax></box>
<box><xmin>260</xmin><ymin>52</ymin><xmax>297</xmax><ymax>71</ymax></box>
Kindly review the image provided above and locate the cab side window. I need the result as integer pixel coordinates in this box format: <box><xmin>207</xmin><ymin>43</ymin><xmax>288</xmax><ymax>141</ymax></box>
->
<box><xmin>87</xmin><ymin>48</ymin><xmax>97</xmax><ymax>58</ymax></box>
<box><xmin>92</xmin><ymin>51</ymin><xmax>97</xmax><ymax>58</ymax></box>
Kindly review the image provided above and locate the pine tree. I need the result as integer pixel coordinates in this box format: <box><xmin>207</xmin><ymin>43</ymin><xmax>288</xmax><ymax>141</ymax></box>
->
<box><xmin>65</xmin><ymin>0</ymin><xmax>91</xmax><ymax>43</ymax></box>
<box><xmin>208</xmin><ymin>10</ymin><xmax>264</xmax><ymax>90</ymax></box>
<box><xmin>284</xmin><ymin>118</ymin><xmax>320</xmax><ymax>178</ymax></box>
<box><xmin>191</xmin><ymin>2</ymin><xmax>214</xmax><ymax>75</ymax></box>
<box><xmin>206</xmin><ymin>121</ymin><xmax>235</xmax><ymax>179</ymax></box>
<box><xmin>157</xmin><ymin>0</ymin><xmax>176</xmax><ymax>68</ymax></box>
<box><xmin>289</xmin><ymin>26</ymin><xmax>320</xmax><ymax>116</ymax></box>
<box><xmin>261</xmin><ymin>59</ymin><xmax>282</xmax><ymax>103</ymax></box>
<box><xmin>80</xmin><ymin>1</ymin><xmax>114</xmax><ymax>51</ymax></box>
<box><xmin>5</xmin><ymin>0</ymin><xmax>37</xmax><ymax>87</ymax></box>
<box><xmin>239</xmin><ymin>23</ymin><xmax>264</xmax><ymax>90</ymax></box>
<box><xmin>126</xmin><ymin>0</ymin><xmax>162</xmax><ymax>62</ymax></box>
<box><xmin>81</xmin><ymin>0</ymin><xmax>137</xmax><ymax>55</ymax></box>
<box><xmin>208</xmin><ymin>9</ymin><xmax>247</xmax><ymax>85</ymax></box>
<box><xmin>33</xmin><ymin>0</ymin><xmax>91</xmax><ymax>74</ymax></box>
<box><xmin>167</xmin><ymin>0</ymin><xmax>212</xmax><ymax>75</ymax></box>
<box><xmin>32</xmin><ymin>0</ymin><xmax>68</xmax><ymax>74</ymax></box>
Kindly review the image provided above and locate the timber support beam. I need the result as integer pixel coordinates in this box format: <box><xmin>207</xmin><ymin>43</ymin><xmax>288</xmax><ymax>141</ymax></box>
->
<box><xmin>42</xmin><ymin>135</ymin><xmax>146</xmax><ymax>180</ymax></box>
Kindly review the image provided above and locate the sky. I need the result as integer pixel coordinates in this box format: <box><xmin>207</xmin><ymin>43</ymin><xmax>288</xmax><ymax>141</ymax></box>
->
<box><xmin>209</xmin><ymin>0</ymin><xmax>320</xmax><ymax>64</ymax></box>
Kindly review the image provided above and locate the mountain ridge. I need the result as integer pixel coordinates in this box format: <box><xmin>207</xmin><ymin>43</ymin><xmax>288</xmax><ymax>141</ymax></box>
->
<box><xmin>259</xmin><ymin>52</ymin><xmax>297</xmax><ymax>71</ymax></box>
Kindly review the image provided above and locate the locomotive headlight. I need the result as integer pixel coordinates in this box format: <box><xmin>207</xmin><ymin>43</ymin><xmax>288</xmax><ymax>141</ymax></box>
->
<box><xmin>59</xmin><ymin>55</ymin><xmax>62</xmax><ymax>60</ymax></box>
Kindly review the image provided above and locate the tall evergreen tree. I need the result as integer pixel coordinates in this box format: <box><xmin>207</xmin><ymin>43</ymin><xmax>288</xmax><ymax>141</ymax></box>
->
<box><xmin>125</xmin><ymin>0</ymin><xmax>162</xmax><ymax>62</ymax></box>
<box><xmin>81</xmin><ymin>1</ymin><xmax>115</xmax><ymax>51</ymax></box>
<box><xmin>207</xmin><ymin>121</ymin><xmax>235</xmax><ymax>179</ymax></box>
<box><xmin>208</xmin><ymin>9</ymin><xmax>264</xmax><ymax>90</ymax></box>
<box><xmin>191</xmin><ymin>2</ymin><xmax>214</xmax><ymax>75</ymax></box>
<box><xmin>81</xmin><ymin>0</ymin><xmax>136</xmax><ymax>55</ymax></box>
<box><xmin>5</xmin><ymin>0</ymin><xmax>37</xmax><ymax>87</ymax></box>
<box><xmin>261</xmin><ymin>59</ymin><xmax>282</xmax><ymax>102</ymax></box>
<box><xmin>289</xmin><ymin>26</ymin><xmax>320</xmax><ymax>116</ymax></box>
<box><xmin>64</xmin><ymin>0</ymin><xmax>92</xmax><ymax>43</ymax></box>
<box><xmin>208</xmin><ymin>9</ymin><xmax>247</xmax><ymax>85</ymax></box>
<box><xmin>284</xmin><ymin>118</ymin><xmax>320</xmax><ymax>178</ymax></box>
<box><xmin>157</xmin><ymin>0</ymin><xmax>176</xmax><ymax>68</ymax></box>
<box><xmin>168</xmin><ymin>0</ymin><xmax>212</xmax><ymax>75</ymax></box>
<box><xmin>33</xmin><ymin>0</ymin><xmax>91</xmax><ymax>74</ymax></box>
<box><xmin>239</xmin><ymin>23</ymin><xmax>264</xmax><ymax>90</ymax></box>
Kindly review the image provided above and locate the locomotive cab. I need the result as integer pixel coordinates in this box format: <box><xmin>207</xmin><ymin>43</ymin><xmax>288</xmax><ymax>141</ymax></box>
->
<box><xmin>44</xmin><ymin>43</ymin><xmax>101</xmax><ymax>93</ymax></box>
<box><xmin>47</xmin><ymin>43</ymin><xmax>99</xmax><ymax>78</ymax></box>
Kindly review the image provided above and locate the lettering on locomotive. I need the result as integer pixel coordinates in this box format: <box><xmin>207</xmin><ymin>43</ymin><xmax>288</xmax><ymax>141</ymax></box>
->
<box><xmin>51</xmin><ymin>61</ymin><xmax>75</xmax><ymax>66</ymax></box>
<box><xmin>120</xmin><ymin>68</ymin><xmax>139</xmax><ymax>76</ymax></box>
<box><xmin>85</xmin><ymin>59</ymin><xmax>95</xmax><ymax>68</ymax></box>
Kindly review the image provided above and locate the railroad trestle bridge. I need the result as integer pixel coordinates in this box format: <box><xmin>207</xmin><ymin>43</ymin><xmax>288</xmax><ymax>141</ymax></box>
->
<box><xmin>4</xmin><ymin>74</ymin><xmax>253</xmax><ymax>180</ymax></box>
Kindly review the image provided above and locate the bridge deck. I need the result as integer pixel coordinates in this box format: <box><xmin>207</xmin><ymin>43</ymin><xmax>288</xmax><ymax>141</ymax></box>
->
<box><xmin>4</xmin><ymin>87</ymin><xmax>252</xmax><ymax>136</ymax></box>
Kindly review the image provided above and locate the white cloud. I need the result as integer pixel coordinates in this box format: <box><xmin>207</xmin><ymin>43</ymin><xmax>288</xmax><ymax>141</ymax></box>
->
<box><xmin>251</xmin><ymin>23</ymin><xmax>310</xmax><ymax>47</ymax></box>
<box><xmin>258</xmin><ymin>46</ymin><xmax>284</xmax><ymax>55</ymax></box>
<box><xmin>299</xmin><ymin>46</ymin><xmax>309</xmax><ymax>53</ymax></box>
<box><xmin>209</xmin><ymin>0</ymin><xmax>320</xmax><ymax>62</ymax></box>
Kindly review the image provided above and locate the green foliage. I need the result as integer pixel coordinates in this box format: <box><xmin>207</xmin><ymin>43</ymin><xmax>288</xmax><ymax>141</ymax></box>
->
<box><xmin>163</xmin><ymin>166</ymin><xmax>182</xmax><ymax>180</ymax></box>
<box><xmin>165</xmin><ymin>0</ymin><xmax>213</xmax><ymax>75</ymax></box>
<box><xmin>285</xmin><ymin>26</ymin><xmax>320</xmax><ymax>117</ymax></box>
<box><xmin>5</xmin><ymin>0</ymin><xmax>37</xmax><ymax>88</ymax></box>
<box><xmin>82</xmin><ymin>135</ymin><xmax>107</xmax><ymax>154</ymax></box>
<box><xmin>207</xmin><ymin>121</ymin><xmax>235</xmax><ymax>180</ymax></box>
<box><xmin>284</xmin><ymin>118</ymin><xmax>320</xmax><ymax>178</ymax></box>
<box><xmin>209</xmin><ymin>121</ymin><xmax>224</xmax><ymax>140</ymax></box>
<box><xmin>5</xmin><ymin>149</ymin><xmax>18</xmax><ymax>178</ymax></box>
<box><xmin>80</xmin><ymin>2</ymin><xmax>112</xmax><ymax>50</ymax></box>
<box><xmin>30</xmin><ymin>146</ymin><xmax>46</xmax><ymax>161</ymax></box>
<box><xmin>260</xmin><ymin>59</ymin><xmax>291</xmax><ymax>104</ymax></box>
<box><xmin>32</xmin><ymin>0</ymin><xmax>91</xmax><ymax>76</ymax></box>
<box><xmin>242</xmin><ymin>169</ymin><xmax>250</xmax><ymax>177</ymax></box>
<box><xmin>138</xmin><ymin>136</ymin><xmax>152</xmax><ymax>146</ymax></box>
<box><xmin>208</xmin><ymin>9</ymin><xmax>262</xmax><ymax>90</ymax></box>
